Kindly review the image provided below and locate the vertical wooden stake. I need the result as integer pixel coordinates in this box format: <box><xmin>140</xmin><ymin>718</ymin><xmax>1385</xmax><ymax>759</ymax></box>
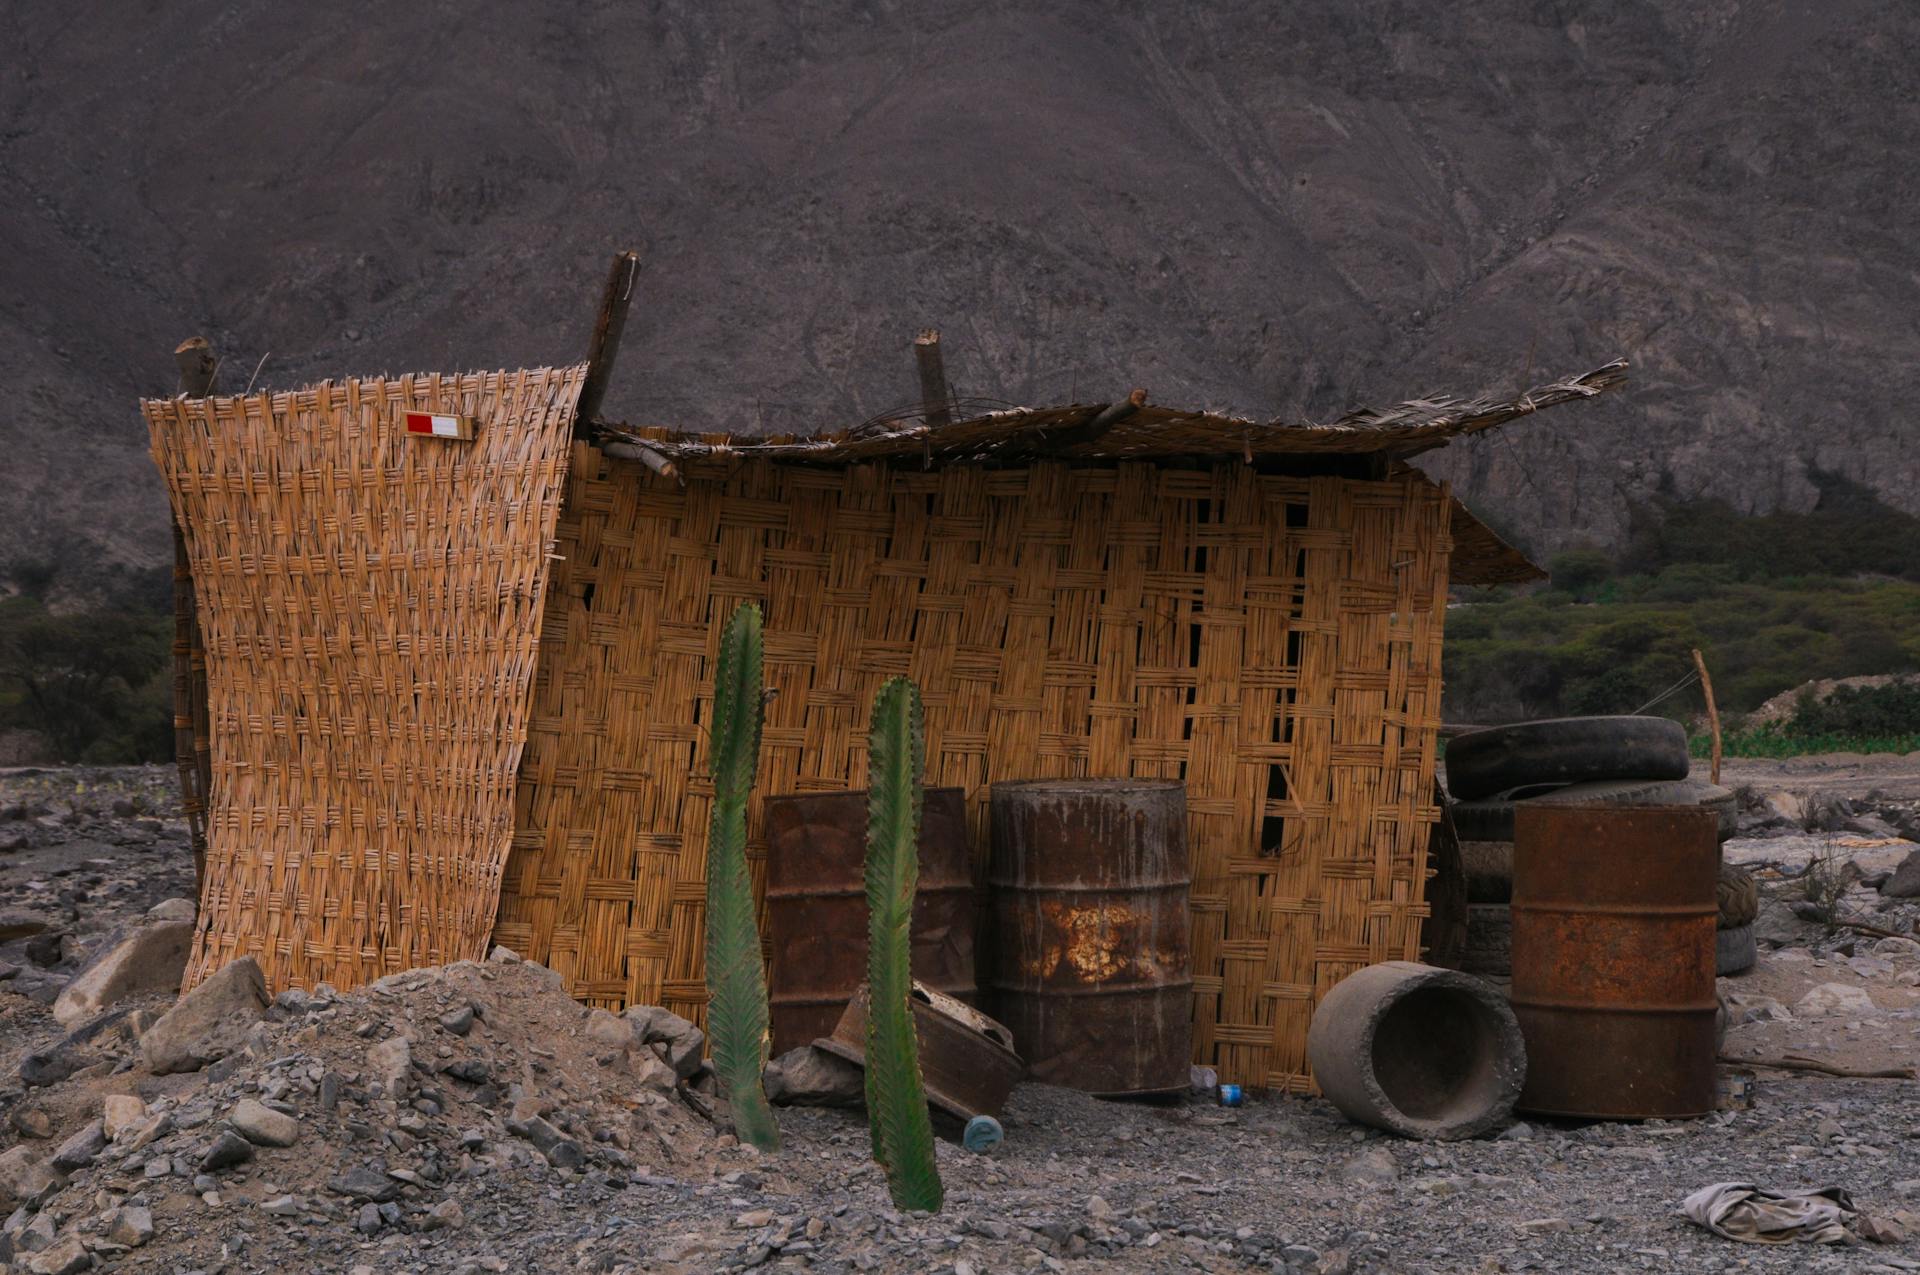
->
<box><xmin>171</xmin><ymin>337</ymin><xmax>218</xmax><ymax>898</ymax></box>
<box><xmin>914</xmin><ymin>330</ymin><xmax>951</xmax><ymax>427</ymax></box>
<box><xmin>575</xmin><ymin>250</ymin><xmax>641</xmax><ymax>436</ymax></box>
<box><xmin>1691</xmin><ymin>647</ymin><xmax>1722</xmax><ymax>786</ymax></box>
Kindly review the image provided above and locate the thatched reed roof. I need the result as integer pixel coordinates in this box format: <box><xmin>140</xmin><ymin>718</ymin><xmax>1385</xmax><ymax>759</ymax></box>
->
<box><xmin>594</xmin><ymin>359</ymin><xmax>1627</xmax><ymax>469</ymax></box>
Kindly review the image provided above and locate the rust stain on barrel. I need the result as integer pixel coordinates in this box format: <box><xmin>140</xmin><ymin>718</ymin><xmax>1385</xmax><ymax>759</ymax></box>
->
<box><xmin>1511</xmin><ymin>803</ymin><xmax>1719</xmax><ymax>1120</ymax></box>
<box><xmin>764</xmin><ymin>787</ymin><xmax>977</xmax><ymax>1056</ymax></box>
<box><xmin>989</xmin><ymin>779</ymin><xmax>1193</xmax><ymax>1096</ymax></box>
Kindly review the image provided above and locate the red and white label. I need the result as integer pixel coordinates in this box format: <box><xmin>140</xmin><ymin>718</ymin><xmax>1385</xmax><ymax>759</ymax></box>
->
<box><xmin>404</xmin><ymin>411</ymin><xmax>474</xmax><ymax>439</ymax></box>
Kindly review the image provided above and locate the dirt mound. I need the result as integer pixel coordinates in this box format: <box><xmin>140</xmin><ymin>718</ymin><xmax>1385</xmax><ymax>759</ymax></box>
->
<box><xmin>1</xmin><ymin>954</ymin><xmax>734</xmax><ymax>1271</ymax></box>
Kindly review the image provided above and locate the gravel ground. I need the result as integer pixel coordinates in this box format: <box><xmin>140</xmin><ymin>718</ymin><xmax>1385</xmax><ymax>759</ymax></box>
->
<box><xmin>2</xmin><ymin>766</ymin><xmax>1918</xmax><ymax>1274</ymax></box>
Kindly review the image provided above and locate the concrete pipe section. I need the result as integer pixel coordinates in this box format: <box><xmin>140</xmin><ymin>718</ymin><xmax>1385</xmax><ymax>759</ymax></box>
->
<box><xmin>1307</xmin><ymin>961</ymin><xmax>1526</xmax><ymax>1140</ymax></box>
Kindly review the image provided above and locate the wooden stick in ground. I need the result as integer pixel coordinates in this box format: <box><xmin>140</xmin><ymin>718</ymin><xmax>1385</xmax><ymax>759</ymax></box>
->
<box><xmin>1691</xmin><ymin>647</ymin><xmax>1722</xmax><ymax>786</ymax></box>
<box><xmin>1722</xmin><ymin>1052</ymin><xmax>1915</xmax><ymax>1080</ymax></box>
<box><xmin>174</xmin><ymin>336</ymin><xmax>218</xmax><ymax>397</ymax></box>
<box><xmin>914</xmin><ymin>330</ymin><xmax>951</xmax><ymax>427</ymax></box>
<box><xmin>574</xmin><ymin>249</ymin><xmax>641</xmax><ymax>436</ymax></box>
<box><xmin>170</xmin><ymin>336</ymin><xmax>218</xmax><ymax>897</ymax></box>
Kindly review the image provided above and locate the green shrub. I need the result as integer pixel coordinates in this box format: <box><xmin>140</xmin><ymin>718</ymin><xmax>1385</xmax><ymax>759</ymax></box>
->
<box><xmin>0</xmin><ymin>599</ymin><xmax>171</xmax><ymax>762</ymax></box>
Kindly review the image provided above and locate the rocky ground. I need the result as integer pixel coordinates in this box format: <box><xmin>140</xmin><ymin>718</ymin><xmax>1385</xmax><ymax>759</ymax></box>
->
<box><xmin>2</xmin><ymin>764</ymin><xmax>1919</xmax><ymax>1274</ymax></box>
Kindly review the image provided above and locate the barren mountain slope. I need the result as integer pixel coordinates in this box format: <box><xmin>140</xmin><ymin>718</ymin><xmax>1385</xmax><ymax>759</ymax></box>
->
<box><xmin>1</xmin><ymin>0</ymin><xmax>1913</xmax><ymax>596</ymax></box>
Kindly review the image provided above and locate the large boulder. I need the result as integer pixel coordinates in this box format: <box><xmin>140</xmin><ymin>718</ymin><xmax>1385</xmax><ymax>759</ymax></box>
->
<box><xmin>764</xmin><ymin>1045</ymin><xmax>865</xmax><ymax>1108</ymax></box>
<box><xmin>1882</xmin><ymin>848</ymin><xmax>1920</xmax><ymax>899</ymax></box>
<box><xmin>52</xmin><ymin>919</ymin><xmax>195</xmax><ymax>1028</ymax></box>
<box><xmin>140</xmin><ymin>956</ymin><xmax>269</xmax><ymax>1075</ymax></box>
<box><xmin>621</xmin><ymin>1004</ymin><xmax>705</xmax><ymax>1080</ymax></box>
<box><xmin>0</xmin><ymin>1144</ymin><xmax>56</xmax><ymax>1210</ymax></box>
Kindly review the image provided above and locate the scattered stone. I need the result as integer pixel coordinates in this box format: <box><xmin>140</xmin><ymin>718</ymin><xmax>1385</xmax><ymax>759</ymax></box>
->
<box><xmin>51</xmin><ymin>918</ymin><xmax>194</xmax><ymax>1027</ymax></box>
<box><xmin>422</xmin><ymin>1198</ymin><xmax>465</xmax><ymax>1231</ymax></box>
<box><xmin>49</xmin><ymin>1120</ymin><xmax>105</xmax><ymax>1172</ymax></box>
<box><xmin>329</xmin><ymin>1166</ymin><xmax>402</xmax><ymax>1203</ymax></box>
<box><xmin>120</xmin><ymin>1110</ymin><xmax>171</xmax><ymax>1153</ymax></box>
<box><xmin>16</xmin><ymin>1210</ymin><xmax>58</xmax><ymax>1253</ymax></box>
<box><xmin>1796</xmin><ymin>983</ymin><xmax>1879</xmax><ymax>1017</ymax></box>
<box><xmin>104</xmin><ymin>1204</ymin><xmax>154</xmax><ymax>1247</ymax></box>
<box><xmin>9</xmin><ymin>1105</ymin><xmax>54</xmax><ymax>1139</ymax></box>
<box><xmin>0</xmin><ymin>1144</ymin><xmax>56</xmax><ymax>1209</ymax></box>
<box><xmin>200</xmin><ymin>1129</ymin><xmax>256</xmax><ymax>1171</ymax></box>
<box><xmin>26</xmin><ymin>1235</ymin><xmax>90</xmax><ymax>1275</ymax></box>
<box><xmin>546</xmin><ymin>1140</ymin><xmax>586</xmax><ymax>1170</ymax></box>
<box><xmin>439</xmin><ymin>1004</ymin><xmax>476</xmax><ymax>1036</ymax></box>
<box><xmin>367</xmin><ymin>1034</ymin><xmax>413</xmax><ymax>1094</ymax></box>
<box><xmin>0</xmin><ymin>909</ymin><xmax>49</xmax><ymax>942</ymax></box>
<box><xmin>228</xmin><ymin>1097</ymin><xmax>300</xmax><ymax>1147</ymax></box>
<box><xmin>356</xmin><ymin>1201</ymin><xmax>384</xmax><ymax>1234</ymax></box>
<box><xmin>764</xmin><ymin>1045</ymin><xmax>865</xmax><ymax>1108</ymax></box>
<box><xmin>585</xmin><ymin>1007</ymin><xmax>631</xmax><ymax>1048</ymax></box>
<box><xmin>1337</xmin><ymin>1147</ymin><xmax>1398</xmax><ymax>1184</ymax></box>
<box><xmin>488</xmin><ymin>945</ymin><xmax>521</xmax><ymax>963</ymax></box>
<box><xmin>1516</xmin><ymin>1217</ymin><xmax>1573</xmax><ymax>1235</ymax></box>
<box><xmin>24</xmin><ymin>931</ymin><xmax>64</xmax><ymax>967</ymax></box>
<box><xmin>261</xmin><ymin>1193</ymin><xmax>301</xmax><ymax>1216</ymax></box>
<box><xmin>1883</xmin><ymin>849</ymin><xmax>1920</xmax><ymax>899</ymax></box>
<box><xmin>1497</xmin><ymin>1121</ymin><xmax>1534</xmax><ymax>1141</ymax></box>
<box><xmin>146</xmin><ymin>897</ymin><xmax>197</xmax><ymax>922</ymax></box>
<box><xmin>140</xmin><ymin>955</ymin><xmax>270</xmax><ymax>1074</ymax></box>
<box><xmin>622</xmin><ymin>1004</ymin><xmax>706</xmax><ymax>1079</ymax></box>
<box><xmin>101</xmin><ymin>1094</ymin><xmax>146</xmax><ymax>1141</ymax></box>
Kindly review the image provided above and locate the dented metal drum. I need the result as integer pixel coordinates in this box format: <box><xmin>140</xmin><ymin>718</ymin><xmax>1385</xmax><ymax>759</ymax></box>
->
<box><xmin>1510</xmin><ymin>803</ymin><xmax>1719</xmax><ymax>1120</ymax></box>
<box><xmin>764</xmin><ymin>787</ymin><xmax>978</xmax><ymax>1056</ymax></box>
<box><xmin>988</xmin><ymin>779</ymin><xmax>1192</xmax><ymax>1095</ymax></box>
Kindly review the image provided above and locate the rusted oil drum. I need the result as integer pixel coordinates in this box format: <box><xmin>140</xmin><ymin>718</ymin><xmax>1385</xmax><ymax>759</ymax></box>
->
<box><xmin>764</xmin><ymin>787</ymin><xmax>977</xmax><ymax>1056</ymax></box>
<box><xmin>988</xmin><ymin>779</ymin><xmax>1192</xmax><ymax>1096</ymax></box>
<box><xmin>1511</xmin><ymin>803</ymin><xmax>1719</xmax><ymax>1119</ymax></box>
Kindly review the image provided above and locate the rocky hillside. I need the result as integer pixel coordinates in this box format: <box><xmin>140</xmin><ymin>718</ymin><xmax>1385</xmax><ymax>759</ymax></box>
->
<box><xmin>2</xmin><ymin>0</ymin><xmax>1915</xmax><ymax>599</ymax></box>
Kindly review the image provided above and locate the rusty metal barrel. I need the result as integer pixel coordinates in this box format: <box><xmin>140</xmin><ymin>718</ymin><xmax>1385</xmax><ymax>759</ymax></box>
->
<box><xmin>1511</xmin><ymin>803</ymin><xmax>1719</xmax><ymax>1119</ymax></box>
<box><xmin>988</xmin><ymin>779</ymin><xmax>1192</xmax><ymax>1095</ymax></box>
<box><xmin>764</xmin><ymin>787</ymin><xmax>978</xmax><ymax>1056</ymax></box>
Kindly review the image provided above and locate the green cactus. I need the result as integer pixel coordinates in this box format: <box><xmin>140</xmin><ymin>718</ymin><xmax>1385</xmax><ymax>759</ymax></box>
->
<box><xmin>863</xmin><ymin>676</ymin><xmax>943</xmax><ymax>1212</ymax></box>
<box><xmin>703</xmin><ymin>602</ymin><xmax>779</xmax><ymax>1154</ymax></box>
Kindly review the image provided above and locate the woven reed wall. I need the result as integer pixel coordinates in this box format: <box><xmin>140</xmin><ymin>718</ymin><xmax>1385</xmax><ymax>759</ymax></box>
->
<box><xmin>499</xmin><ymin>448</ymin><xmax>1451</xmax><ymax>1090</ymax></box>
<box><xmin>146</xmin><ymin>366</ymin><xmax>586</xmax><ymax>995</ymax></box>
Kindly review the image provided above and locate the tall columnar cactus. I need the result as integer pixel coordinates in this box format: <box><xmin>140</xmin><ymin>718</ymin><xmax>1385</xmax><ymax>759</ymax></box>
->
<box><xmin>863</xmin><ymin>676</ymin><xmax>943</xmax><ymax>1212</ymax></box>
<box><xmin>703</xmin><ymin>602</ymin><xmax>779</xmax><ymax>1153</ymax></box>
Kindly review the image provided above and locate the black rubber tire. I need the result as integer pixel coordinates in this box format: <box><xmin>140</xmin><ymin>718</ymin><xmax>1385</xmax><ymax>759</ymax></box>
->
<box><xmin>1461</xmin><ymin>904</ymin><xmax>1512</xmax><ymax>978</ymax></box>
<box><xmin>1445</xmin><ymin>716</ymin><xmax>1690</xmax><ymax>801</ymax></box>
<box><xmin>1460</xmin><ymin>841</ymin><xmax>1514</xmax><ymax>904</ymax></box>
<box><xmin>1716</xmin><ymin>923</ymin><xmax>1757</xmax><ymax>976</ymax></box>
<box><xmin>1422</xmin><ymin>798</ymin><xmax>1469</xmax><ymax>970</ymax></box>
<box><xmin>1717</xmin><ymin>863</ymin><xmax>1759</xmax><ymax>930</ymax></box>
<box><xmin>1447</xmin><ymin>778</ymin><xmax>1734</xmax><ymax>844</ymax></box>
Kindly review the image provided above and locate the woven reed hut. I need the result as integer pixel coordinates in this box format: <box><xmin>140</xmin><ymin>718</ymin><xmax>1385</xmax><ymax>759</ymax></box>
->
<box><xmin>491</xmin><ymin>359</ymin><xmax>1626</xmax><ymax>1092</ymax></box>
<box><xmin>150</xmin><ymin>334</ymin><xmax>1624</xmax><ymax>1092</ymax></box>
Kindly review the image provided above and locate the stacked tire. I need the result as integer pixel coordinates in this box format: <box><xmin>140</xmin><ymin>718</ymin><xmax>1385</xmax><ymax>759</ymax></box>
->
<box><xmin>1445</xmin><ymin>716</ymin><xmax>1754</xmax><ymax>977</ymax></box>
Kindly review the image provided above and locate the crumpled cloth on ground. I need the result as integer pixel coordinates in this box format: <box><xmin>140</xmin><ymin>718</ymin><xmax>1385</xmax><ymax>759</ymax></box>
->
<box><xmin>1681</xmin><ymin>1183</ymin><xmax>1860</xmax><ymax>1244</ymax></box>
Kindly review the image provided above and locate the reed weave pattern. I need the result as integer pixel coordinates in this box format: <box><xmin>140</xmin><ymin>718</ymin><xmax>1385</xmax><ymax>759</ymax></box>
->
<box><xmin>146</xmin><ymin>366</ymin><xmax>586</xmax><ymax>995</ymax></box>
<box><xmin>499</xmin><ymin>449</ymin><xmax>1450</xmax><ymax>1090</ymax></box>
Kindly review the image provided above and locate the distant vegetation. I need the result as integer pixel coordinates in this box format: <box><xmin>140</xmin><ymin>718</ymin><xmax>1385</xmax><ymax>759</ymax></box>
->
<box><xmin>1700</xmin><ymin>681</ymin><xmax>1920</xmax><ymax>759</ymax></box>
<box><xmin>0</xmin><ymin>595</ymin><xmax>172</xmax><ymax>763</ymax></box>
<box><xmin>1445</xmin><ymin>474</ymin><xmax>1920</xmax><ymax>754</ymax></box>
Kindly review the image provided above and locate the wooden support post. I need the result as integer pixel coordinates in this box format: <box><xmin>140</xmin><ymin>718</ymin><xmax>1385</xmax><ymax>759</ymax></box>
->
<box><xmin>1691</xmin><ymin>647</ymin><xmax>1722</xmax><ymax>786</ymax></box>
<box><xmin>575</xmin><ymin>250</ymin><xmax>641</xmax><ymax>436</ymax></box>
<box><xmin>174</xmin><ymin>336</ymin><xmax>218</xmax><ymax>397</ymax></box>
<box><xmin>914</xmin><ymin>330</ymin><xmax>951</xmax><ymax>427</ymax></box>
<box><xmin>171</xmin><ymin>337</ymin><xmax>218</xmax><ymax>898</ymax></box>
